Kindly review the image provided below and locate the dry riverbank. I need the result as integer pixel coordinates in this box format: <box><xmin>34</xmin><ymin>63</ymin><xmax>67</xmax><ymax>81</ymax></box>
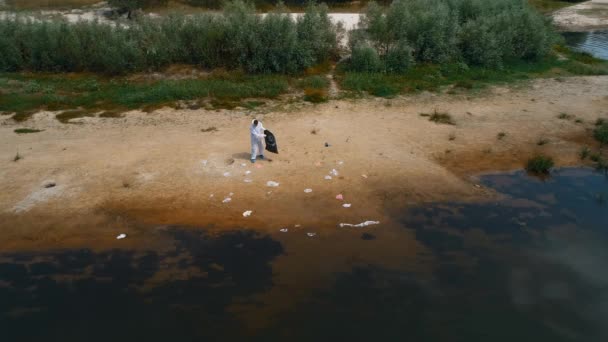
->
<box><xmin>1</xmin><ymin>76</ymin><xmax>607</xmax><ymax>252</ymax></box>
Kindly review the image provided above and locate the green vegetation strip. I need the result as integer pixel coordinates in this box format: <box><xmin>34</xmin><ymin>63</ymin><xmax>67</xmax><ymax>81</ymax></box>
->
<box><xmin>0</xmin><ymin>73</ymin><xmax>290</xmax><ymax>121</ymax></box>
<box><xmin>14</xmin><ymin>128</ymin><xmax>43</xmax><ymax>133</ymax></box>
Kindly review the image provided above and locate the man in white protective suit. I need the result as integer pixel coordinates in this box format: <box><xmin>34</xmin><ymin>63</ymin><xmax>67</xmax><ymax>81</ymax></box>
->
<box><xmin>250</xmin><ymin>119</ymin><xmax>266</xmax><ymax>163</ymax></box>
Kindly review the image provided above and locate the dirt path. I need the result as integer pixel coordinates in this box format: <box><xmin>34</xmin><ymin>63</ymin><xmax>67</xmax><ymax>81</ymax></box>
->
<box><xmin>1</xmin><ymin>76</ymin><xmax>607</xmax><ymax>251</ymax></box>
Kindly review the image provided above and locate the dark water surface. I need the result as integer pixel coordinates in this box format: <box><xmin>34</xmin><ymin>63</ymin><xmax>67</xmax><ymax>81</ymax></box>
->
<box><xmin>563</xmin><ymin>30</ymin><xmax>608</xmax><ymax>60</ymax></box>
<box><xmin>1</xmin><ymin>168</ymin><xmax>608</xmax><ymax>341</ymax></box>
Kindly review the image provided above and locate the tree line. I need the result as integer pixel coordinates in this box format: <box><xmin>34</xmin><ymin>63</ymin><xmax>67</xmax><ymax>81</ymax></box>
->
<box><xmin>0</xmin><ymin>0</ymin><xmax>557</xmax><ymax>75</ymax></box>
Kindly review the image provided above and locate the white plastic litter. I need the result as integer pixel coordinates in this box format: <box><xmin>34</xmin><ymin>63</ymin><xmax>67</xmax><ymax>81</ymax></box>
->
<box><xmin>116</xmin><ymin>234</ymin><xmax>127</xmax><ymax>240</ymax></box>
<box><xmin>241</xmin><ymin>163</ymin><xmax>246</xmax><ymax>167</ymax></box>
<box><xmin>330</xmin><ymin>169</ymin><xmax>339</xmax><ymax>176</ymax></box>
<box><xmin>343</xmin><ymin>203</ymin><xmax>352</xmax><ymax>208</ymax></box>
<box><xmin>266</xmin><ymin>181</ymin><xmax>280</xmax><ymax>187</ymax></box>
<box><xmin>280</xmin><ymin>228</ymin><xmax>289</xmax><ymax>232</ymax></box>
<box><xmin>294</xmin><ymin>224</ymin><xmax>301</xmax><ymax>228</ymax></box>
<box><xmin>243</xmin><ymin>210</ymin><xmax>252</xmax><ymax>217</ymax></box>
<box><xmin>222</xmin><ymin>197</ymin><xmax>232</xmax><ymax>203</ymax></box>
<box><xmin>338</xmin><ymin>161</ymin><xmax>344</xmax><ymax>165</ymax></box>
<box><xmin>201</xmin><ymin>160</ymin><xmax>208</xmax><ymax>166</ymax></box>
<box><xmin>324</xmin><ymin>175</ymin><xmax>332</xmax><ymax>180</ymax></box>
<box><xmin>307</xmin><ymin>232</ymin><xmax>317</xmax><ymax>237</ymax></box>
<box><xmin>209</xmin><ymin>194</ymin><xmax>214</xmax><ymax>198</ymax></box>
<box><xmin>336</xmin><ymin>194</ymin><xmax>344</xmax><ymax>200</ymax></box>
<box><xmin>362</xmin><ymin>174</ymin><xmax>368</xmax><ymax>179</ymax></box>
<box><xmin>304</xmin><ymin>188</ymin><xmax>313</xmax><ymax>193</ymax></box>
<box><xmin>245</xmin><ymin>170</ymin><xmax>252</xmax><ymax>175</ymax></box>
<box><xmin>244</xmin><ymin>179</ymin><xmax>253</xmax><ymax>183</ymax></box>
<box><xmin>339</xmin><ymin>221</ymin><xmax>380</xmax><ymax>228</ymax></box>
<box><xmin>229</xmin><ymin>192</ymin><xmax>234</xmax><ymax>196</ymax></box>
<box><xmin>223</xmin><ymin>172</ymin><xmax>231</xmax><ymax>177</ymax></box>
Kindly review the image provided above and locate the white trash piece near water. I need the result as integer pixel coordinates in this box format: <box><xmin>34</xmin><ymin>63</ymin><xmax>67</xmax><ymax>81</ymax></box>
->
<box><xmin>223</xmin><ymin>172</ymin><xmax>231</xmax><ymax>177</ymax></box>
<box><xmin>280</xmin><ymin>228</ymin><xmax>289</xmax><ymax>233</ymax></box>
<box><xmin>324</xmin><ymin>175</ymin><xmax>332</xmax><ymax>180</ymax></box>
<box><xmin>245</xmin><ymin>170</ymin><xmax>252</xmax><ymax>175</ymax></box>
<box><xmin>266</xmin><ymin>181</ymin><xmax>280</xmax><ymax>187</ymax></box>
<box><xmin>295</xmin><ymin>224</ymin><xmax>301</xmax><ymax>228</ymax></box>
<box><xmin>307</xmin><ymin>232</ymin><xmax>317</xmax><ymax>237</ymax></box>
<box><xmin>343</xmin><ymin>203</ymin><xmax>352</xmax><ymax>208</ymax></box>
<box><xmin>339</xmin><ymin>221</ymin><xmax>380</xmax><ymax>228</ymax></box>
<box><xmin>222</xmin><ymin>197</ymin><xmax>232</xmax><ymax>203</ymax></box>
<box><xmin>244</xmin><ymin>179</ymin><xmax>253</xmax><ymax>183</ymax></box>
<box><xmin>116</xmin><ymin>234</ymin><xmax>127</xmax><ymax>240</ymax></box>
<box><xmin>304</xmin><ymin>188</ymin><xmax>313</xmax><ymax>193</ymax></box>
<box><xmin>330</xmin><ymin>169</ymin><xmax>339</xmax><ymax>176</ymax></box>
<box><xmin>243</xmin><ymin>210</ymin><xmax>253</xmax><ymax>217</ymax></box>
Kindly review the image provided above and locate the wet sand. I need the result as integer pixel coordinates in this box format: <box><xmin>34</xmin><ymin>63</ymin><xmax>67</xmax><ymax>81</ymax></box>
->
<box><xmin>1</xmin><ymin>76</ymin><xmax>607</xmax><ymax>251</ymax></box>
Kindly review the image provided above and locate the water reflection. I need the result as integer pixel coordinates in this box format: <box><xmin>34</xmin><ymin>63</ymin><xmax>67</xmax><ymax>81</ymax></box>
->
<box><xmin>563</xmin><ymin>30</ymin><xmax>608</xmax><ymax>60</ymax></box>
<box><xmin>0</xmin><ymin>230</ymin><xmax>283</xmax><ymax>341</ymax></box>
<box><xmin>1</xmin><ymin>168</ymin><xmax>607</xmax><ymax>341</ymax></box>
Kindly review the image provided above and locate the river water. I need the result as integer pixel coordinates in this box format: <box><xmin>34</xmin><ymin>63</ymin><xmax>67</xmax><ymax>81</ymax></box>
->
<box><xmin>563</xmin><ymin>30</ymin><xmax>608</xmax><ymax>60</ymax></box>
<box><xmin>1</xmin><ymin>167</ymin><xmax>607</xmax><ymax>341</ymax></box>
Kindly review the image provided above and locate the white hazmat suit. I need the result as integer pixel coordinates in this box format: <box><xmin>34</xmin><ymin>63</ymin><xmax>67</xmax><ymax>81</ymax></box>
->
<box><xmin>250</xmin><ymin>120</ymin><xmax>266</xmax><ymax>161</ymax></box>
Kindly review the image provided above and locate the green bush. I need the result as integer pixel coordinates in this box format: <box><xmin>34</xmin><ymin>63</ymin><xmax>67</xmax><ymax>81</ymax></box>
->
<box><xmin>345</xmin><ymin>0</ymin><xmax>557</xmax><ymax>73</ymax></box>
<box><xmin>526</xmin><ymin>155</ymin><xmax>554</xmax><ymax>174</ymax></box>
<box><xmin>594</xmin><ymin>123</ymin><xmax>608</xmax><ymax>145</ymax></box>
<box><xmin>0</xmin><ymin>1</ymin><xmax>338</xmax><ymax>75</ymax></box>
<box><xmin>350</xmin><ymin>44</ymin><xmax>383</xmax><ymax>73</ymax></box>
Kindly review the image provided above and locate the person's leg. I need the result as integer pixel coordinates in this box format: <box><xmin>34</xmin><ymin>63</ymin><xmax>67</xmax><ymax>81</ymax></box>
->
<box><xmin>251</xmin><ymin>140</ymin><xmax>258</xmax><ymax>162</ymax></box>
<box><xmin>257</xmin><ymin>139</ymin><xmax>265</xmax><ymax>159</ymax></box>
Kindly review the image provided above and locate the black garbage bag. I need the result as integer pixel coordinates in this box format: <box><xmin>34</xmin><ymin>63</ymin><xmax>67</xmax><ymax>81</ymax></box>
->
<box><xmin>264</xmin><ymin>129</ymin><xmax>278</xmax><ymax>154</ymax></box>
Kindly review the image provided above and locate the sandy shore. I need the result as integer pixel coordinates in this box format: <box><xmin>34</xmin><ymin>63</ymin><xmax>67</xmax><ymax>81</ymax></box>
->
<box><xmin>1</xmin><ymin>76</ymin><xmax>608</xmax><ymax>251</ymax></box>
<box><xmin>553</xmin><ymin>1</ymin><xmax>608</xmax><ymax>31</ymax></box>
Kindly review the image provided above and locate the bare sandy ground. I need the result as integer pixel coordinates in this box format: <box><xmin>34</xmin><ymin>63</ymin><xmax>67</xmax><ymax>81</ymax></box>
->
<box><xmin>1</xmin><ymin>76</ymin><xmax>607</xmax><ymax>252</ymax></box>
<box><xmin>554</xmin><ymin>1</ymin><xmax>608</xmax><ymax>31</ymax></box>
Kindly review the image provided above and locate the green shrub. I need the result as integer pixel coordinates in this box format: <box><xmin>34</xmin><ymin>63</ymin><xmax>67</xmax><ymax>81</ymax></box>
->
<box><xmin>526</xmin><ymin>155</ymin><xmax>554</xmax><ymax>174</ymax></box>
<box><xmin>346</xmin><ymin>0</ymin><xmax>557</xmax><ymax>73</ymax></box>
<box><xmin>594</xmin><ymin>123</ymin><xmax>608</xmax><ymax>145</ymax></box>
<box><xmin>580</xmin><ymin>146</ymin><xmax>590</xmax><ymax>160</ymax></box>
<box><xmin>0</xmin><ymin>1</ymin><xmax>338</xmax><ymax>75</ymax></box>
<box><xmin>349</xmin><ymin>44</ymin><xmax>383</xmax><ymax>73</ymax></box>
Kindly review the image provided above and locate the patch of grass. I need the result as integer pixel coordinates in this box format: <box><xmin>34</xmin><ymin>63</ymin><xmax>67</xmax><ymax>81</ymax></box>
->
<box><xmin>526</xmin><ymin>155</ymin><xmax>554</xmax><ymax>174</ymax></box>
<box><xmin>580</xmin><ymin>146</ymin><xmax>591</xmax><ymax>160</ymax></box>
<box><xmin>201</xmin><ymin>126</ymin><xmax>218</xmax><ymax>133</ymax></box>
<box><xmin>242</xmin><ymin>101</ymin><xmax>265</xmax><ymax>110</ymax></box>
<box><xmin>594</xmin><ymin>123</ymin><xmax>608</xmax><ymax>145</ymax></box>
<box><xmin>497</xmin><ymin>132</ymin><xmax>507</xmax><ymax>140</ymax></box>
<box><xmin>303</xmin><ymin>88</ymin><xmax>328</xmax><ymax>103</ymax></box>
<box><xmin>424</xmin><ymin>110</ymin><xmax>455</xmax><ymax>125</ymax></box>
<box><xmin>338</xmin><ymin>46</ymin><xmax>608</xmax><ymax>98</ymax></box>
<box><xmin>14</xmin><ymin>128</ymin><xmax>43</xmax><ymax>134</ymax></box>
<box><xmin>590</xmin><ymin>152</ymin><xmax>601</xmax><ymax>163</ymax></box>
<box><xmin>557</xmin><ymin>112</ymin><xmax>573</xmax><ymax>120</ymax></box>
<box><xmin>0</xmin><ymin>72</ymin><xmax>290</xmax><ymax>121</ymax></box>
<box><xmin>297</xmin><ymin>75</ymin><xmax>330</xmax><ymax>90</ymax></box>
<box><xmin>537</xmin><ymin>138</ymin><xmax>549</xmax><ymax>146</ymax></box>
<box><xmin>596</xmin><ymin>118</ymin><xmax>606</xmax><ymax>126</ymax></box>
